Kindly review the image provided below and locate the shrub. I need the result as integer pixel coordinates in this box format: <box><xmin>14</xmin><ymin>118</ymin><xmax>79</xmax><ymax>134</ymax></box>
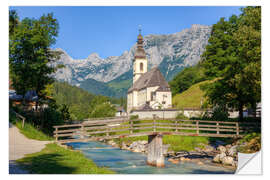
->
<box><xmin>211</xmin><ymin>106</ymin><xmax>229</xmax><ymax>121</ymax></box>
<box><xmin>130</xmin><ymin>115</ymin><xmax>139</xmax><ymax>120</ymax></box>
<box><xmin>176</xmin><ymin>112</ymin><xmax>189</xmax><ymax>120</ymax></box>
<box><xmin>238</xmin><ymin>133</ymin><xmax>261</xmax><ymax>153</ymax></box>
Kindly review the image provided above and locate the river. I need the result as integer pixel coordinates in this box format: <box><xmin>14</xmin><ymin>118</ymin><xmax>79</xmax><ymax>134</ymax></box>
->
<box><xmin>67</xmin><ymin>141</ymin><xmax>235</xmax><ymax>174</ymax></box>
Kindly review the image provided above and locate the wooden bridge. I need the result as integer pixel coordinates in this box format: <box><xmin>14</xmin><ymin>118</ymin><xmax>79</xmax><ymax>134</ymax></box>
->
<box><xmin>53</xmin><ymin>117</ymin><xmax>260</xmax><ymax>167</ymax></box>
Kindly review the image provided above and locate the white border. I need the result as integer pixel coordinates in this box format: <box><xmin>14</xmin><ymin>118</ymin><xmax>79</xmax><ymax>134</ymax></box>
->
<box><xmin>2</xmin><ymin>0</ymin><xmax>269</xmax><ymax>180</ymax></box>
<box><xmin>8</xmin><ymin>0</ymin><xmax>263</xmax><ymax>6</ymax></box>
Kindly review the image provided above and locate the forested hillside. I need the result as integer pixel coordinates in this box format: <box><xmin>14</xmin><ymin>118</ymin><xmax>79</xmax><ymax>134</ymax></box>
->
<box><xmin>52</xmin><ymin>81</ymin><xmax>118</xmax><ymax>120</ymax></box>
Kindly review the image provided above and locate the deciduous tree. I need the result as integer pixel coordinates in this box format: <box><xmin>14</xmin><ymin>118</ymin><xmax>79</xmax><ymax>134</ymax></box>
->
<box><xmin>9</xmin><ymin>11</ymin><xmax>62</xmax><ymax>106</ymax></box>
<box><xmin>201</xmin><ymin>7</ymin><xmax>261</xmax><ymax>120</ymax></box>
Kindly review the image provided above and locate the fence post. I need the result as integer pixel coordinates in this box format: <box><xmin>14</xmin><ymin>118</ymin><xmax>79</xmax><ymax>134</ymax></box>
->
<box><xmin>81</xmin><ymin>124</ymin><xmax>85</xmax><ymax>139</ymax></box>
<box><xmin>216</xmin><ymin>122</ymin><xmax>220</xmax><ymax>134</ymax></box>
<box><xmin>106</xmin><ymin>123</ymin><xmax>109</xmax><ymax>136</ymax></box>
<box><xmin>153</xmin><ymin>118</ymin><xmax>156</xmax><ymax>132</ymax></box>
<box><xmin>130</xmin><ymin>119</ymin><xmax>133</xmax><ymax>134</ymax></box>
<box><xmin>196</xmin><ymin>120</ymin><xmax>199</xmax><ymax>134</ymax></box>
<box><xmin>55</xmin><ymin>127</ymin><xmax>58</xmax><ymax>142</ymax></box>
<box><xmin>175</xmin><ymin>120</ymin><xmax>178</xmax><ymax>132</ymax></box>
<box><xmin>236</xmin><ymin>122</ymin><xmax>239</xmax><ymax>136</ymax></box>
<box><xmin>22</xmin><ymin>117</ymin><xmax>25</xmax><ymax>128</ymax></box>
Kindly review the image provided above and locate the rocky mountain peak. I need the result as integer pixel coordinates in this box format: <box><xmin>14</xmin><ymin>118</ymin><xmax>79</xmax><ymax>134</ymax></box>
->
<box><xmin>53</xmin><ymin>24</ymin><xmax>212</xmax><ymax>96</ymax></box>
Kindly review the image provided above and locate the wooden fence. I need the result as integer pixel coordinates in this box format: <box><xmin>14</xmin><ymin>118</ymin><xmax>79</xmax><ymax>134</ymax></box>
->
<box><xmin>53</xmin><ymin>118</ymin><xmax>261</xmax><ymax>144</ymax></box>
<box><xmin>10</xmin><ymin>109</ymin><xmax>26</xmax><ymax>128</ymax></box>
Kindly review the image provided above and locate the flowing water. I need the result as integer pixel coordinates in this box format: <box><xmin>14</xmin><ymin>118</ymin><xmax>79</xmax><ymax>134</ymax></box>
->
<box><xmin>67</xmin><ymin>141</ymin><xmax>235</xmax><ymax>174</ymax></box>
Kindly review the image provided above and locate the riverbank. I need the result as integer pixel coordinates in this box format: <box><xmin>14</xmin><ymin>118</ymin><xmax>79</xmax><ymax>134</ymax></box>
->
<box><xmin>9</xmin><ymin>122</ymin><xmax>114</xmax><ymax>174</ymax></box>
<box><xmin>106</xmin><ymin>136</ymin><xmax>238</xmax><ymax>169</ymax></box>
<box><xmin>16</xmin><ymin>143</ymin><xmax>115</xmax><ymax>174</ymax></box>
<box><xmin>67</xmin><ymin>140</ymin><xmax>235</xmax><ymax>174</ymax></box>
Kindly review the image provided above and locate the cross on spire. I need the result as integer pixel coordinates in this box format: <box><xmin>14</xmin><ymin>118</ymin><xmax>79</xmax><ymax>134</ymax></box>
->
<box><xmin>138</xmin><ymin>25</ymin><xmax>142</xmax><ymax>35</ymax></box>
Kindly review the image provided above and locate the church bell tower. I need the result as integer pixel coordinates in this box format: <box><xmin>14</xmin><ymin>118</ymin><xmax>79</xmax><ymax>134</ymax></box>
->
<box><xmin>133</xmin><ymin>27</ymin><xmax>148</xmax><ymax>83</ymax></box>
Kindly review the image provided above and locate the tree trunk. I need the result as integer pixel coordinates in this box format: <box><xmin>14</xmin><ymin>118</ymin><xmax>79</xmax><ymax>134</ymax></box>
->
<box><xmin>239</xmin><ymin>102</ymin><xmax>243</xmax><ymax>121</ymax></box>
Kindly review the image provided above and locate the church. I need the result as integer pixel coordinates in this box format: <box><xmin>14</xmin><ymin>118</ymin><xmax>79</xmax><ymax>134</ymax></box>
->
<box><xmin>127</xmin><ymin>31</ymin><xmax>172</xmax><ymax>114</ymax></box>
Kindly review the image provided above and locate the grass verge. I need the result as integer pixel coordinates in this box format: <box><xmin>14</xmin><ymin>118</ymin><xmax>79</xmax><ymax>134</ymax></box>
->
<box><xmin>16</xmin><ymin>143</ymin><xmax>115</xmax><ymax>174</ymax></box>
<box><xmin>9</xmin><ymin>110</ymin><xmax>53</xmax><ymax>141</ymax></box>
<box><xmin>15</xmin><ymin>121</ymin><xmax>54</xmax><ymax>141</ymax></box>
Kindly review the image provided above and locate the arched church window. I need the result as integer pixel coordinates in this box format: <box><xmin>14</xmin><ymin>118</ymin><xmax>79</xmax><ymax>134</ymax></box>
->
<box><xmin>140</xmin><ymin>62</ymin><xmax>144</xmax><ymax>72</ymax></box>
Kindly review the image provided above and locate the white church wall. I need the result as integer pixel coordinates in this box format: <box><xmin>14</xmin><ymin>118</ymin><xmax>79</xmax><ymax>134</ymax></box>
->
<box><xmin>138</xmin><ymin>88</ymin><xmax>147</xmax><ymax>107</ymax></box>
<box><xmin>155</xmin><ymin>91</ymin><xmax>172</xmax><ymax>108</ymax></box>
<box><xmin>146</xmin><ymin>86</ymin><xmax>159</xmax><ymax>101</ymax></box>
<box><xmin>127</xmin><ymin>92</ymin><xmax>133</xmax><ymax>113</ymax></box>
<box><xmin>132</xmin><ymin>91</ymin><xmax>138</xmax><ymax>108</ymax></box>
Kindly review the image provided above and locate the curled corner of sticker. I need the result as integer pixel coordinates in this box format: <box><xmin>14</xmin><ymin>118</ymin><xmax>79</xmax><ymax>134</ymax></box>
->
<box><xmin>235</xmin><ymin>150</ymin><xmax>262</xmax><ymax>174</ymax></box>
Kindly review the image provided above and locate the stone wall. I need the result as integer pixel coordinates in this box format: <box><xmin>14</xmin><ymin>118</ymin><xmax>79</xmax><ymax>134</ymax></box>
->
<box><xmin>131</xmin><ymin>109</ymin><xmax>207</xmax><ymax>119</ymax></box>
<box><xmin>130</xmin><ymin>109</ymin><xmax>179</xmax><ymax>119</ymax></box>
<box><xmin>180</xmin><ymin>109</ymin><xmax>205</xmax><ymax>118</ymax></box>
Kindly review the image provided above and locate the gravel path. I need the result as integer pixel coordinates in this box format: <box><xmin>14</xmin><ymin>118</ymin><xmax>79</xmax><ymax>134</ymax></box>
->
<box><xmin>9</xmin><ymin>123</ymin><xmax>51</xmax><ymax>174</ymax></box>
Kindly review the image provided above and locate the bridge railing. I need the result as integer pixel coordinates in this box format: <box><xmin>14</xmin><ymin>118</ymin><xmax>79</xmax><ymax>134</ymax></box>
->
<box><xmin>53</xmin><ymin>118</ymin><xmax>261</xmax><ymax>143</ymax></box>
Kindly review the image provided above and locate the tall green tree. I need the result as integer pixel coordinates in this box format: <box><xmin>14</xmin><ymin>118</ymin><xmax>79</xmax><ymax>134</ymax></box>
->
<box><xmin>9</xmin><ymin>10</ymin><xmax>19</xmax><ymax>36</ymax></box>
<box><xmin>201</xmin><ymin>7</ymin><xmax>261</xmax><ymax>120</ymax></box>
<box><xmin>9</xmin><ymin>11</ymin><xmax>62</xmax><ymax>104</ymax></box>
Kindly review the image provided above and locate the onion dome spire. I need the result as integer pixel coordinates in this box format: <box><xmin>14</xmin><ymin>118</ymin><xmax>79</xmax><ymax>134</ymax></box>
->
<box><xmin>134</xmin><ymin>25</ymin><xmax>146</xmax><ymax>59</ymax></box>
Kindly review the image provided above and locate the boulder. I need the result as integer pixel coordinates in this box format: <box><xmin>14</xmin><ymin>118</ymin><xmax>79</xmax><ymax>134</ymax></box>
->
<box><xmin>221</xmin><ymin>156</ymin><xmax>235</xmax><ymax>166</ymax></box>
<box><xmin>168</xmin><ymin>158</ymin><xmax>179</xmax><ymax>164</ymax></box>
<box><xmin>203</xmin><ymin>145</ymin><xmax>215</xmax><ymax>152</ymax></box>
<box><xmin>140</xmin><ymin>140</ymin><xmax>148</xmax><ymax>145</ymax></box>
<box><xmin>217</xmin><ymin>145</ymin><xmax>227</xmax><ymax>153</ymax></box>
<box><xmin>121</xmin><ymin>142</ymin><xmax>129</xmax><ymax>150</ymax></box>
<box><xmin>107</xmin><ymin>140</ymin><xmax>114</xmax><ymax>145</ymax></box>
<box><xmin>166</xmin><ymin>150</ymin><xmax>175</xmax><ymax>157</ymax></box>
<box><xmin>228</xmin><ymin>145</ymin><xmax>238</xmax><ymax>157</ymax></box>
<box><xmin>129</xmin><ymin>142</ymin><xmax>138</xmax><ymax>149</ymax></box>
<box><xmin>213</xmin><ymin>154</ymin><xmax>221</xmax><ymax>163</ymax></box>
<box><xmin>132</xmin><ymin>148</ymin><xmax>141</xmax><ymax>153</ymax></box>
<box><xmin>179</xmin><ymin>157</ymin><xmax>191</xmax><ymax>161</ymax></box>
<box><xmin>213</xmin><ymin>152</ymin><xmax>226</xmax><ymax>163</ymax></box>
<box><xmin>225</xmin><ymin>144</ymin><xmax>232</xmax><ymax>149</ymax></box>
<box><xmin>194</xmin><ymin>147</ymin><xmax>202</xmax><ymax>152</ymax></box>
<box><xmin>179</xmin><ymin>157</ymin><xmax>185</xmax><ymax>161</ymax></box>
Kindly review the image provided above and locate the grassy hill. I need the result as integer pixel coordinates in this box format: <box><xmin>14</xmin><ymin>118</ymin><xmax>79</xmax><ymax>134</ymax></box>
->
<box><xmin>172</xmin><ymin>80</ymin><xmax>210</xmax><ymax>109</ymax></box>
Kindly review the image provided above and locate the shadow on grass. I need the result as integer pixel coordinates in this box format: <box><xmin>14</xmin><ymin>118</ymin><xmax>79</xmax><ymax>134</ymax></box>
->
<box><xmin>17</xmin><ymin>153</ymin><xmax>77</xmax><ymax>174</ymax></box>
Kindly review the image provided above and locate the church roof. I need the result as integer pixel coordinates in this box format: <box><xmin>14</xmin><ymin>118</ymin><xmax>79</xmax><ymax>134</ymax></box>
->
<box><xmin>128</xmin><ymin>67</ymin><xmax>171</xmax><ymax>93</ymax></box>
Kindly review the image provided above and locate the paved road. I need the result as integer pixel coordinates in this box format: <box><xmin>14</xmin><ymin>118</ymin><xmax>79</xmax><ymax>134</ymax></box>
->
<box><xmin>9</xmin><ymin>123</ymin><xmax>51</xmax><ymax>174</ymax></box>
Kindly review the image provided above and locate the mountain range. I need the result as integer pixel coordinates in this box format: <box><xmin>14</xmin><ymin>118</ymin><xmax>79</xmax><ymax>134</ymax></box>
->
<box><xmin>53</xmin><ymin>24</ymin><xmax>211</xmax><ymax>97</ymax></box>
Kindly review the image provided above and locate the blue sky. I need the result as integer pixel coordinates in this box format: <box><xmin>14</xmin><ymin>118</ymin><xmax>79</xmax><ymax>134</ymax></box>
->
<box><xmin>10</xmin><ymin>6</ymin><xmax>242</xmax><ymax>59</ymax></box>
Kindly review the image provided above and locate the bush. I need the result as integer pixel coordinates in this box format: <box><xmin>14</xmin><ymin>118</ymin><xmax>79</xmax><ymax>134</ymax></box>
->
<box><xmin>211</xmin><ymin>106</ymin><xmax>229</xmax><ymax>121</ymax></box>
<box><xmin>176</xmin><ymin>112</ymin><xmax>189</xmax><ymax>120</ymax></box>
<box><xmin>238</xmin><ymin>133</ymin><xmax>261</xmax><ymax>153</ymax></box>
<box><xmin>130</xmin><ymin>115</ymin><xmax>139</xmax><ymax>120</ymax></box>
